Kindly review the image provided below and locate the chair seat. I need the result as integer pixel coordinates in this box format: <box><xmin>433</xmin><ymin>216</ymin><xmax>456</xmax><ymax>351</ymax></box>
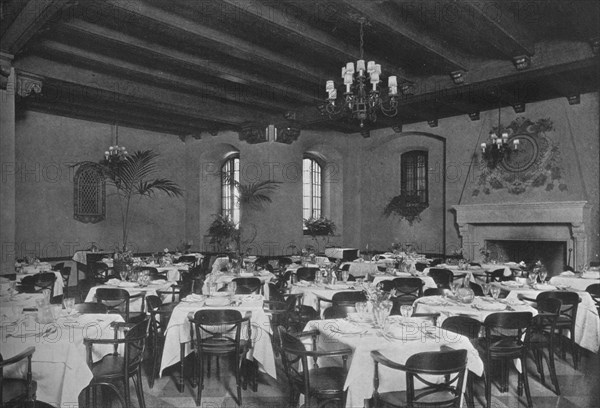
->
<box><xmin>2</xmin><ymin>378</ymin><xmax>37</xmax><ymax>404</ymax></box>
<box><xmin>376</xmin><ymin>389</ymin><xmax>458</xmax><ymax>407</ymax></box>
<box><xmin>91</xmin><ymin>354</ymin><xmax>127</xmax><ymax>378</ymax></box>
<box><xmin>300</xmin><ymin>366</ymin><xmax>347</xmax><ymax>393</ymax></box>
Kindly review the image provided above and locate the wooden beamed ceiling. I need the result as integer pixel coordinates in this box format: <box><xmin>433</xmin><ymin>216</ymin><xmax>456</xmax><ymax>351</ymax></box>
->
<box><xmin>1</xmin><ymin>0</ymin><xmax>599</xmax><ymax>136</ymax></box>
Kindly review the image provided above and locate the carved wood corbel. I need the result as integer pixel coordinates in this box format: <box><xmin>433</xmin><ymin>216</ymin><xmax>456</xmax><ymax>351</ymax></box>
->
<box><xmin>16</xmin><ymin>71</ymin><xmax>43</xmax><ymax>97</ymax></box>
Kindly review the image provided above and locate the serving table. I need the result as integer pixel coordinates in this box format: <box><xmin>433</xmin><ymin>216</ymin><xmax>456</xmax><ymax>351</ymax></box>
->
<box><xmin>159</xmin><ymin>294</ymin><xmax>276</xmax><ymax>390</ymax></box>
<box><xmin>304</xmin><ymin>317</ymin><xmax>483</xmax><ymax>408</ymax></box>
<box><xmin>0</xmin><ymin>312</ymin><xmax>123</xmax><ymax>407</ymax></box>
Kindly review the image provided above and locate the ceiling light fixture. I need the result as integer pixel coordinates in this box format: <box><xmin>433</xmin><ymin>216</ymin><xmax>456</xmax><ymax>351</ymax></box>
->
<box><xmin>322</xmin><ymin>18</ymin><xmax>398</xmax><ymax>128</ymax></box>
<box><xmin>104</xmin><ymin>122</ymin><xmax>128</xmax><ymax>164</ymax></box>
<box><xmin>480</xmin><ymin>102</ymin><xmax>519</xmax><ymax>168</ymax></box>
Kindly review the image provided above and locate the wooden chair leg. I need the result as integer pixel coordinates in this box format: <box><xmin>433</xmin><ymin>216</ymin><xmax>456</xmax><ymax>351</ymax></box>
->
<box><xmin>179</xmin><ymin>343</ymin><xmax>186</xmax><ymax>392</ymax></box>
<box><xmin>135</xmin><ymin>368</ymin><xmax>147</xmax><ymax>408</ymax></box>
<box><xmin>548</xmin><ymin>346</ymin><xmax>561</xmax><ymax>395</ymax></box>
<box><xmin>521</xmin><ymin>357</ymin><xmax>533</xmax><ymax>408</ymax></box>
<box><xmin>196</xmin><ymin>353</ymin><xmax>205</xmax><ymax>406</ymax></box>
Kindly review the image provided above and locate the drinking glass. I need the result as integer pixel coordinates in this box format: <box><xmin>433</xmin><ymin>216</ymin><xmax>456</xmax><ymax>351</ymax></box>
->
<box><xmin>228</xmin><ymin>281</ymin><xmax>237</xmax><ymax>295</ymax></box>
<box><xmin>119</xmin><ymin>269</ymin><xmax>128</xmax><ymax>281</ymax></box>
<box><xmin>355</xmin><ymin>301</ymin><xmax>367</xmax><ymax>318</ymax></box>
<box><xmin>42</xmin><ymin>288</ymin><xmax>51</xmax><ymax>304</ymax></box>
<box><xmin>341</xmin><ymin>270</ymin><xmax>349</xmax><ymax>282</ymax></box>
<box><xmin>63</xmin><ymin>297</ymin><xmax>75</xmax><ymax>314</ymax></box>
<box><xmin>400</xmin><ymin>304</ymin><xmax>413</xmax><ymax>319</ymax></box>
<box><xmin>490</xmin><ymin>286</ymin><xmax>501</xmax><ymax>300</ymax></box>
<box><xmin>483</xmin><ymin>283</ymin><xmax>491</xmax><ymax>296</ymax></box>
<box><xmin>374</xmin><ymin>300</ymin><xmax>393</xmax><ymax>328</ymax></box>
<box><xmin>539</xmin><ymin>269</ymin><xmax>548</xmax><ymax>283</ymax></box>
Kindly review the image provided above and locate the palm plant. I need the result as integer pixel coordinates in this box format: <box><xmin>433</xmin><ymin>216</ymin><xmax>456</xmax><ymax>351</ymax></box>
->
<box><xmin>76</xmin><ymin>150</ymin><xmax>183</xmax><ymax>251</ymax></box>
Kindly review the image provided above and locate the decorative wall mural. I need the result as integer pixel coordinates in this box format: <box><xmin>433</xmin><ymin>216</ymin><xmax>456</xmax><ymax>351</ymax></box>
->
<box><xmin>473</xmin><ymin>118</ymin><xmax>566</xmax><ymax>196</ymax></box>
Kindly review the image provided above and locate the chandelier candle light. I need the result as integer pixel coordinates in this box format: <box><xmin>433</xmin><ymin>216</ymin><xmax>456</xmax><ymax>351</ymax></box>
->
<box><xmin>324</xmin><ymin>19</ymin><xmax>398</xmax><ymax>128</ymax></box>
<box><xmin>480</xmin><ymin>104</ymin><xmax>519</xmax><ymax>168</ymax></box>
<box><xmin>104</xmin><ymin>123</ymin><xmax>128</xmax><ymax>164</ymax></box>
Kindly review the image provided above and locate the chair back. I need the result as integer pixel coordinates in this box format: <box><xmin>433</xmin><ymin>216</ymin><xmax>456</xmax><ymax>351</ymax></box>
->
<box><xmin>537</xmin><ymin>291</ymin><xmax>579</xmax><ymax>329</ymax></box>
<box><xmin>278</xmin><ymin>257</ymin><xmax>293</xmax><ymax>271</ymax></box>
<box><xmin>189</xmin><ymin>309</ymin><xmax>247</xmax><ymax>355</ymax></box>
<box><xmin>376</xmin><ymin>280</ymin><xmax>395</xmax><ymax>293</ymax></box>
<box><xmin>124</xmin><ymin>318</ymin><xmax>150</xmax><ymax>372</ymax></box>
<box><xmin>95</xmin><ymin>288</ymin><xmax>131</xmax><ymax>320</ymax></box>
<box><xmin>489</xmin><ymin>268</ymin><xmax>513</xmax><ymax>282</ymax></box>
<box><xmin>331</xmin><ymin>291</ymin><xmax>367</xmax><ymax>307</ymax></box>
<box><xmin>586</xmin><ymin>283</ymin><xmax>600</xmax><ymax>315</ymax></box>
<box><xmin>441</xmin><ymin>315</ymin><xmax>482</xmax><ymax>339</ymax></box>
<box><xmin>529</xmin><ymin>298</ymin><xmax>561</xmax><ymax>344</ymax></box>
<box><xmin>277</xmin><ymin>327</ymin><xmax>311</xmax><ymax>390</ymax></box>
<box><xmin>296</xmin><ymin>267</ymin><xmax>318</xmax><ymax>282</ymax></box>
<box><xmin>73</xmin><ymin>302</ymin><xmax>108</xmax><ymax>314</ymax></box>
<box><xmin>414</xmin><ymin>262</ymin><xmax>428</xmax><ymax>272</ymax></box>
<box><xmin>483</xmin><ymin>312</ymin><xmax>532</xmax><ymax>357</ymax></box>
<box><xmin>392</xmin><ymin>278</ymin><xmax>423</xmax><ymax>303</ymax></box>
<box><xmin>423</xmin><ymin>288</ymin><xmax>445</xmax><ymax>297</ymax></box>
<box><xmin>92</xmin><ymin>262</ymin><xmax>111</xmax><ymax>283</ymax></box>
<box><xmin>177</xmin><ymin>255</ymin><xmax>197</xmax><ymax>267</ymax></box>
<box><xmin>60</xmin><ymin>266</ymin><xmax>71</xmax><ymax>282</ymax></box>
<box><xmin>34</xmin><ymin>272</ymin><xmax>56</xmax><ymax>291</ymax></box>
<box><xmin>428</xmin><ymin>268</ymin><xmax>454</xmax><ymax>289</ymax></box>
<box><xmin>371</xmin><ymin>349</ymin><xmax>467</xmax><ymax>408</ymax></box>
<box><xmin>0</xmin><ymin>347</ymin><xmax>36</xmax><ymax>406</ymax></box>
<box><xmin>323</xmin><ymin>305</ymin><xmax>354</xmax><ymax>319</ymax></box>
<box><xmin>232</xmin><ymin>277</ymin><xmax>261</xmax><ymax>294</ymax></box>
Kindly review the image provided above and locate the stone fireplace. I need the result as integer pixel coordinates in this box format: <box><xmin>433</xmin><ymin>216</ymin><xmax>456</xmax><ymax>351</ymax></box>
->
<box><xmin>453</xmin><ymin>201</ymin><xmax>591</xmax><ymax>274</ymax></box>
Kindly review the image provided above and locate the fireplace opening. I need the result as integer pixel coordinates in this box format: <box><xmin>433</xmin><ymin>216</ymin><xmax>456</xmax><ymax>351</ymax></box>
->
<box><xmin>486</xmin><ymin>240</ymin><xmax>567</xmax><ymax>277</ymax></box>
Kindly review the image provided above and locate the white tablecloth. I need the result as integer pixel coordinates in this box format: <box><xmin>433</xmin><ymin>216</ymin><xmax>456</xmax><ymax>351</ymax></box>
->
<box><xmin>341</xmin><ymin>261</ymin><xmax>379</xmax><ymax>277</ymax></box>
<box><xmin>16</xmin><ymin>271</ymin><xmax>64</xmax><ymax>297</ymax></box>
<box><xmin>549</xmin><ymin>275</ymin><xmax>599</xmax><ymax>292</ymax></box>
<box><xmin>503</xmin><ymin>287</ymin><xmax>600</xmax><ymax>353</ymax></box>
<box><xmin>0</xmin><ymin>293</ymin><xmax>45</xmax><ymax>310</ymax></box>
<box><xmin>0</xmin><ymin>313</ymin><xmax>123</xmax><ymax>407</ymax></box>
<box><xmin>304</xmin><ymin>318</ymin><xmax>484</xmax><ymax>408</ymax></box>
<box><xmin>413</xmin><ymin>295</ymin><xmax>538</xmax><ymax>325</ymax></box>
<box><xmin>202</xmin><ymin>271</ymin><xmax>275</xmax><ymax>297</ymax></box>
<box><xmin>324</xmin><ymin>248</ymin><xmax>359</xmax><ymax>260</ymax></box>
<box><xmin>72</xmin><ymin>251</ymin><xmax>112</xmax><ymax>265</ymax></box>
<box><xmin>159</xmin><ymin>295</ymin><xmax>276</xmax><ymax>378</ymax></box>
<box><xmin>85</xmin><ymin>282</ymin><xmax>175</xmax><ymax>311</ymax></box>
<box><xmin>291</xmin><ymin>282</ymin><xmax>362</xmax><ymax>312</ymax></box>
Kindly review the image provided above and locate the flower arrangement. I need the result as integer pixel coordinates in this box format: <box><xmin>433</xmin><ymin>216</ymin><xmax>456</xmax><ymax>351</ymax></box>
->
<box><xmin>479</xmin><ymin>247</ymin><xmax>491</xmax><ymax>263</ymax></box>
<box><xmin>304</xmin><ymin>216</ymin><xmax>336</xmax><ymax>236</ymax></box>
<box><xmin>382</xmin><ymin>194</ymin><xmax>428</xmax><ymax>225</ymax></box>
<box><xmin>363</xmin><ymin>282</ymin><xmax>393</xmax><ymax>304</ymax></box>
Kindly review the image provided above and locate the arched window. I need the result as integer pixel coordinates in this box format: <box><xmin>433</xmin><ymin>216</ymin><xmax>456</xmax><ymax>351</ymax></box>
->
<box><xmin>303</xmin><ymin>157</ymin><xmax>322</xmax><ymax>220</ymax></box>
<box><xmin>221</xmin><ymin>155</ymin><xmax>240</xmax><ymax>225</ymax></box>
<box><xmin>401</xmin><ymin>150</ymin><xmax>428</xmax><ymax>205</ymax></box>
<box><xmin>73</xmin><ymin>164</ymin><xmax>105</xmax><ymax>223</ymax></box>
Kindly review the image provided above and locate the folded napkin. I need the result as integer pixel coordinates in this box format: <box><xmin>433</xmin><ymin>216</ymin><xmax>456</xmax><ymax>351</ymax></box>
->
<box><xmin>560</xmin><ymin>271</ymin><xmax>575</xmax><ymax>276</ymax></box>
<box><xmin>150</xmin><ymin>279</ymin><xmax>167</xmax><ymax>285</ymax></box>
<box><xmin>241</xmin><ymin>294</ymin><xmax>262</xmax><ymax>302</ymax></box>
<box><xmin>533</xmin><ymin>283</ymin><xmax>556</xmax><ymax>291</ymax></box>
<box><xmin>239</xmin><ymin>272</ymin><xmax>254</xmax><ymax>277</ymax></box>
<box><xmin>106</xmin><ymin>278</ymin><xmax>121</xmax><ymax>286</ymax></box>
<box><xmin>501</xmin><ymin>281</ymin><xmax>523</xmax><ymax>287</ymax></box>
<box><xmin>183</xmin><ymin>294</ymin><xmax>205</xmax><ymax>302</ymax></box>
<box><xmin>471</xmin><ymin>299</ymin><xmax>507</xmax><ymax>311</ymax></box>
<box><xmin>417</xmin><ymin>296</ymin><xmax>447</xmax><ymax>306</ymax></box>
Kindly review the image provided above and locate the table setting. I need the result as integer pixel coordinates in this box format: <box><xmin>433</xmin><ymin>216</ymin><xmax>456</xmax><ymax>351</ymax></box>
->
<box><xmin>290</xmin><ymin>280</ymin><xmax>362</xmax><ymax>312</ymax></box>
<box><xmin>159</xmin><ymin>292</ymin><xmax>276</xmax><ymax>380</ymax></box>
<box><xmin>1</xmin><ymin>300</ymin><xmax>124</xmax><ymax>407</ymax></box>
<box><xmin>85</xmin><ymin>276</ymin><xmax>175</xmax><ymax>311</ymax></box>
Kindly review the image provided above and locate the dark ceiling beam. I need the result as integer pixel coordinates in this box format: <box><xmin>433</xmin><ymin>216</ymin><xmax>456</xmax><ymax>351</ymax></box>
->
<box><xmin>217</xmin><ymin>0</ymin><xmax>411</xmax><ymax>83</ymax></box>
<box><xmin>15</xmin><ymin>56</ymin><xmax>270</xmax><ymax>126</ymax></box>
<box><xmin>104</xmin><ymin>0</ymin><xmax>328</xmax><ymax>84</ymax></box>
<box><xmin>0</xmin><ymin>0</ymin><xmax>70</xmax><ymax>54</ymax></box>
<box><xmin>35</xmin><ymin>39</ymin><xmax>298</xmax><ymax>113</ymax></box>
<box><xmin>457</xmin><ymin>1</ymin><xmax>535</xmax><ymax>58</ymax></box>
<box><xmin>344</xmin><ymin>0</ymin><xmax>469</xmax><ymax>72</ymax></box>
<box><xmin>56</xmin><ymin>19</ymin><xmax>319</xmax><ymax>104</ymax></box>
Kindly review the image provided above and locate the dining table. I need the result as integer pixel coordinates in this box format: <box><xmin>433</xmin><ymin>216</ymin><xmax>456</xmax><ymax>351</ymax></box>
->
<box><xmin>202</xmin><ymin>270</ymin><xmax>275</xmax><ymax>297</ymax></box>
<box><xmin>549</xmin><ymin>272</ymin><xmax>600</xmax><ymax>291</ymax></box>
<box><xmin>303</xmin><ymin>316</ymin><xmax>484</xmax><ymax>408</ymax></box>
<box><xmin>290</xmin><ymin>281</ymin><xmax>364</xmax><ymax>313</ymax></box>
<box><xmin>159</xmin><ymin>293</ymin><xmax>276</xmax><ymax>386</ymax></box>
<box><xmin>14</xmin><ymin>270</ymin><xmax>64</xmax><ymax>298</ymax></box>
<box><xmin>371</xmin><ymin>273</ymin><xmax>438</xmax><ymax>290</ymax></box>
<box><xmin>496</xmin><ymin>282</ymin><xmax>600</xmax><ymax>353</ymax></box>
<box><xmin>85</xmin><ymin>279</ymin><xmax>176</xmax><ymax>311</ymax></box>
<box><xmin>0</xmin><ymin>311</ymin><xmax>124</xmax><ymax>407</ymax></box>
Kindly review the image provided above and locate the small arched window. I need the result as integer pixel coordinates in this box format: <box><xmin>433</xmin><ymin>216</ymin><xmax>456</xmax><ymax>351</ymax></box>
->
<box><xmin>401</xmin><ymin>150</ymin><xmax>428</xmax><ymax>206</ymax></box>
<box><xmin>73</xmin><ymin>164</ymin><xmax>105</xmax><ymax>223</ymax></box>
<box><xmin>221</xmin><ymin>155</ymin><xmax>240</xmax><ymax>225</ymax></box>
<box><xmin>303</xmin><ymin>156</ymin><xmax>322</xmax><ymax>220</ymax></box>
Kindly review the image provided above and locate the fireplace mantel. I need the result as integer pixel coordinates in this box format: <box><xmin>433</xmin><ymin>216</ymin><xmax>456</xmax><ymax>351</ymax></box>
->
<box><xmin>452</xmin><ymin>201</ymin><xmax>591</xmax><ymax>267</ymax></box>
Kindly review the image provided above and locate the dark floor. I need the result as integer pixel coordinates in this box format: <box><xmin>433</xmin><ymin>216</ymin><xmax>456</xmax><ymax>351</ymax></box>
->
<box><xmin>70</xmin><ymin>285</ymin><xmax>600</xmax><ymax>408</ymax></box>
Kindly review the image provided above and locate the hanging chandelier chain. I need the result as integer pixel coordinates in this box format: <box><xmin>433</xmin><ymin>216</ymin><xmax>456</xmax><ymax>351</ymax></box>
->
<box><xmin>359</xmin><ymin>20</ymin><xmax>364</xmax><ymax>60</ymax></box>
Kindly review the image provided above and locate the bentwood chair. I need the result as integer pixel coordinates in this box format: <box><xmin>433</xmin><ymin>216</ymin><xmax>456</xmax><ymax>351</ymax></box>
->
<box><xmin>369</xmin><ymin>349</ymin><xmax>468</xmax><ymax>408</ymax></box>
<box><xmin>488</xmin><ymin>268</ymin><xmax>514</xmax><ymax>283</ymax></box>
<box><xmin>441</xmin><ymin>316</ymin><xmax>482</xmax><ymax>408</ymax></box>
<box><xmin>536</xmin><ymin>291</ymin><xmax>581</xmax><ymax>369</ymax></box>
<box><xmin>477</xmin><ymin>312</ymin><xmax>533</xmax><ymax>408</ymax></box>
<box><xmin>586</xmin><ymin>283</ymin><xmax>600</xmax><ymax>316</ymax></box>
<box><xmin>528</xmin><ymin>298</ymin><xmax>562</xmax><ymax>395</ymax></box>
<box><xmin>469</xmin><ymin>281</ymin><xmax>485</xmax><ymax>297</ymax></box>
<box><xmin>232</xmin><ymin>277</ymin><xmax>262</xmax><ymax>294</ymax></box>
<box><xmin>177</xmin><ymin>255</ymin><xmax>198</xmax><ymax>267</ymax></box>
<box><xmin>59</xmin><ymin>266</ymin><xmax>72</xmax><ymax>298</ymax></box>
<box><xmin>390</xmin><ymin>278</ymin><xmax>424</xmax><ymax>315</ymax></box>
<box><xmin>95</xmin><ymin>288</ymin><xmax>145</xmax><ymax>323</ymax></box>
<box><xmin>145</xmin><ymin>295</ymin><xmax>176</xmax><ymax>388</ymax></box>
<box><xmin>278</xmin><ymin>328</ymin><xmax>352</xmax><ymax>408</ymax></box>
<box><xmin>323</xmin><ymin>305</ymin><xmax>354</xmax><ymax>319</ymax></box>
<box><xmin>1</xmin><ymin>347</ymin><xmax>37</xmax><ymax>407</ymax></box>
<box><xmin>18</xmin><ymin>272</ymin><xmax>56</xmax><ymax>295</ymax></box>
<box><xmin>84</xmin><ymin>318</ymin><xmax>150</xmax><ymax>408</ymax></box>
<box><xmin>296</xmin><ymin>267</ymin><xmax>318</xmax><ymax>282</ymax></box>
<box><xmin>331</xmin><ymin>291</ymin><xmax>367</xmax><ymax>307</ymax></box>
<box><xmin>188</xmin><ymin>310</ymin><xmax>252</xmax><ymax>406</ymax></box>
<box><xmin>428</xmin><ymin>268</ymin><xmax>454</xmax><ymax>289</ymax></box>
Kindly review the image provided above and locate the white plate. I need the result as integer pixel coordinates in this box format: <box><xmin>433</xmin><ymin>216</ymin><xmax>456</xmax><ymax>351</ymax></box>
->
<box><xmin>472</xmin><ymin>301</ymin><xmax>507</xmax><ymax>311</ymax></box>
<box><xmin>205</xmin><ymin>297</ymin><xmax>231</xmax><ymax>307</ymax></box>
<box><xmin>212</xmin><ymin>292</ymin><xmax>230</xmax><ymax>297</ymax></box>
<box><xmin>501</xmin><ymin>281</ymin><xmax>523</xmax><ymax>287</ymax></box>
